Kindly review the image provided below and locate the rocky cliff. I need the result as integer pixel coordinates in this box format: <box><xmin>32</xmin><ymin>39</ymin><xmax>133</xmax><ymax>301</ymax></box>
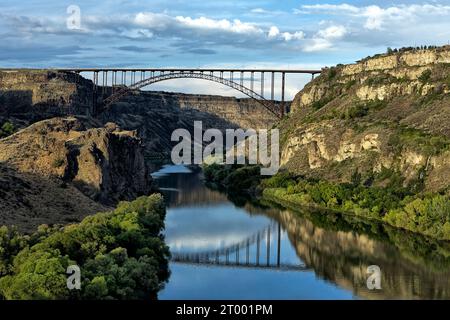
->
<box><xmin>0</xmin><ymin>117</ymin><xmax>152</xmax><ymax>231</ymax></box>
<box><xmin>280</xmin><ymin>46</ymin><xmax>450</xmax><ymax>193</ymax></box>
<box><xmin>99</xmin><ymin>91</ymin><xmax>278</xmax><ymax>157</ymax></box>
<box><xmin>0</xmin><ymin>70</ymin><xmax>93</xmax><ymax>120</ymax></box>
<box><xmin>0</xmin><ymin>70</ymin><xmax>277</xmax><ymax>156</ymax></box>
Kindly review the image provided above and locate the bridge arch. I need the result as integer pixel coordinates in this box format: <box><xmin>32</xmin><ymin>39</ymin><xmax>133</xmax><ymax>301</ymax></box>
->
<box><xmin>100</xmin><ymin>71</ymin><xmax>283</xmax><ymax>118</ymax></box>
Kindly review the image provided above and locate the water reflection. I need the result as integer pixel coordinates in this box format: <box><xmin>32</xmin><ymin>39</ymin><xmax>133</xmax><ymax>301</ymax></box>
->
<box><xmin>154</xmin><ymin>165</ymin><xmax>450</xmax><ymax>299</ymax></box>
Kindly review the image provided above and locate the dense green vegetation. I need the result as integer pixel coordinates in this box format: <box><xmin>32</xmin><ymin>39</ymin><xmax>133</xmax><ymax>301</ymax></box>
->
<box><xmin>0</xmin><ymin>194</ymin><xmax>170</xmax><ymax>300</ymax></box>
<box><xmin>203</xmin><ymin>163</ymin><xmax>262</xmax><ymax>194</ymax></box>
<box><xmin>388</xmin><ymin>126</ymin><xmax>450</xmax><ymax>156</ymax></box>
<box><xmin>204</xmin><ymin>164</ymin><xmax>450</xmax><ymax>241</ymax></box>
<box><xmin>0</xmin><ymin>121</ymin><xmax>15</xmax><ymax>138</ymax></box>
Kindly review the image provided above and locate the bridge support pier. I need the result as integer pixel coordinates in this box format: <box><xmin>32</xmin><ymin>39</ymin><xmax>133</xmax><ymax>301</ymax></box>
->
<box><xmin>271</xmin><ymin>72</ymin><xmax>275</xmax><ymax>100</ymax></box>
<box><xmin>281</xmin><ymin>72</ymin><xmax>286</xmax><ymax>117</ymax></box>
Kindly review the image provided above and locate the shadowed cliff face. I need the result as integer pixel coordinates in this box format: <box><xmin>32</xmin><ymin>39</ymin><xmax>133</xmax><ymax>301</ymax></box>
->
<box><xmin>98</xmin><ymin>91</ymin><xmax>278</xmax><ymax>157</ymax></box>
<box><xmin>258</xmin><ymin>203</ymin><xmax>450</xmax><ymax>300</ymax></box>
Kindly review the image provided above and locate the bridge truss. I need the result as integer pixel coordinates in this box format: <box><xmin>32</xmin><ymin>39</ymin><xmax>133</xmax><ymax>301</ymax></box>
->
<box><xmin>58</xmin><ymin>68</ymin><xmax>321</xmax><ymax>118</ymax></box>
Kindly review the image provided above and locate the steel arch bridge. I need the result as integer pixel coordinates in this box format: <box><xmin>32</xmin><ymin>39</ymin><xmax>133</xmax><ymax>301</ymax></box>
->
<box><xmin>103</xmin><ymin>71</ymin><xmax>282</xmax><ymax>118</ymax></box>
<box><xmin>58</xmin><ymin>68</ymin><xmax>322</xmax><ymax>119</ymax></box>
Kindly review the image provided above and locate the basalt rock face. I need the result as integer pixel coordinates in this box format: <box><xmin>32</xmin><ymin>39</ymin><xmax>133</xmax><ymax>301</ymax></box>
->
<box><xmin>0</xmin><ymin>70</ymin><xmax>93</xmax><ymax>122</ymax></box>
<box><xmin>99</xmin><ymin>91</ymin><xmax>278</xmax><ymax>157</ymax></box>
<box><xmin>0</xmin><ymin>117</ymin><xmax>152</xmax><ymax>231</ymax></box>
<box><xmin>280</xmin><ymin>46</ymin><xmax>450</xmax><ymax>193</ymax></box>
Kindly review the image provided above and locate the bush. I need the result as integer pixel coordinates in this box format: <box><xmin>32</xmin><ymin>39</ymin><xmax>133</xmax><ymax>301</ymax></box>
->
<box><xmin>0</xmin><ymin>194</ymin><xmax>170</xmax><ymax>300</ymax></box>
<box><xmin>311</xmin><ymin>96</ymin><xmax>333</xmax><ymax>110</ymax></box>
<box><xmin>0</xmin><ymin>121</ymin><xmax>15</xmax><ymax>138</ymax></box>
<box><xmin>383</xmin><ymin>195</ymin><xmax>450</xmax><ymax>239</ymax></box>
<box><xmin>341</xmin><ymin>99</ymin><xmax>387</xmax><ymax>120</ymax></box>
<box><xmin>418</xmin><ymin>69</ymin><xmax>432</xmax><ymax>83</ymax></box>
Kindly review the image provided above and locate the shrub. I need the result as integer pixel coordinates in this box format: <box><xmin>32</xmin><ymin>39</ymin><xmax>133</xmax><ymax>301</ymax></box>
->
<box><xmin>0</xmin><ymin>194</ymin><xmax>170</xmax><ymax>300</ymax></box>
<box><xmin>311</xmin><ymin>96</ymin><xmax>333</xmax><ymax>110</ymax></box>
<box><xmin>418</xmin><ymin>69</ymin><xmax>432</xmax><ymax>83</ymax></box>
<box><xmin>0</xmin><ymin>121</ymin><xmax>15</xmax><ymax>138</ymax></box>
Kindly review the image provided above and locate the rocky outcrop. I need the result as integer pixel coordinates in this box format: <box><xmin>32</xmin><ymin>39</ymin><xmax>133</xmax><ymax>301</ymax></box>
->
<box><xmin>0</xmin><ymin>117</ymin><xmax>153</xmax><ymax>231</ymax></box>
<box><xmin>293</xmin><ymin>46</ymin><xmax>450</xmax><ymax>111</ymax></box>
<box><xmin>0</xmin><ymin>70</ymin><xmax>93</xmax><ymax>119</ymax></box>
<box><xmin>280</xmin><ymin>45</ymin><xmax>450</xmax><ymax>193</ymax></box>
<box><xmin>0</xmin><ymin>117</ymin><xmax>152</xmax><ymax>204</ymax></box>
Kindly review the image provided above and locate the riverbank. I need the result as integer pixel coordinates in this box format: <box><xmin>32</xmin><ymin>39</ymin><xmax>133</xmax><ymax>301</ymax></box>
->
<box><xmin>203</xmin><ymin>163</ymin><xmax>450</xmax><ymax>241</ymax></box>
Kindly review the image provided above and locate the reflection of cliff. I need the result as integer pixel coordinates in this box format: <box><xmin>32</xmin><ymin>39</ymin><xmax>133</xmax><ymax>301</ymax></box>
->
<box><xmin>156</xmin><ymin>172</ymin><xmax>229</xmax><ymax>207</ymax></box>
<box><xmin>262</xmin><ymin>206</ymin><xmax>450</xmax><ymax>299</ymax></box>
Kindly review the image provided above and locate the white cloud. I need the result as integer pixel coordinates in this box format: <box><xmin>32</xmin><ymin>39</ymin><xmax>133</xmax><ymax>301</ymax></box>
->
<box><xmin>317</xmin><ymin>25</ymin><xmax>346</xmax><ymax>40</ymax></box>
<box><xmin>297</xmin><ymin>3</ymin><xmax>450</xmax><ymax>31</ymax></box>
<box><xmin>268</xmin><ymin>26</ymin><xmax>304</xmax><ymax>41</ymax></box>
<box><xmin>268</xmin><ymin>26</ymin><xmax>279</xmax><ymax>38</ymax></box>
<box><xmin>134</xmin><ymin>12</ymin><xmax>174</xmax><ymax>30</ymax></box>
<box><xmin>300</xmin><ymin>4</ymin><xmax>360</xmax><ymax>14</ymax></box>
<box><xmin>303</xmin><ymin>38</ymin><xmax>332</xmax><ymax>52</ymax></box>
<box><xmin>251</xmin><ymin>8</ymin><xmax>267</xmax><ymax>14</ymax></box>
<box><xmin>175</xmin><ymin>16</ymin><xmax>263</xmax><ymax>35</ymax></box>
<box><xmin>282</xmin><ymin>31</ymin><xmax>305</xmax><ymax>41</ymax></box>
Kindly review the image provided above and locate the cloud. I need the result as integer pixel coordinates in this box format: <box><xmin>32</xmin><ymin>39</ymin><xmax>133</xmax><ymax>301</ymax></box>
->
<box><xmin>303</xmin><ymin>38</ymin><xmax>333</xmax><ymax>52</ymax></box>
<box><xmin>297</xmin><ymin>3</ymin><xmax>450</xmax><ymax>31</ymax></box>
<box><xmin>282</xmin><ymin>31</ymin><xmax>305</xmax><ymax>41</ymax></box>
<box><xmin>186</xmin><ymin>48</ymin><xmax>217</xmax><ymax>55</ymax></box>
<box><xmin>300</xmin><ymin>4</ymin><xmax>360</xmax><ymax>14</ymax></box>
<box><xmin>268</xmin><ymin>26</ymin><xmax>279</xmax><ymax>38</ymax></box>
<box><xmin>116</xmin><ymin>45</ymin><xmax>155</xmax><ymax>52</ymax></box>
<box><xmin>251</xmin><ymin>8</ymin><xmax>268</xmax><ymax>14</ymax></box>
<box><xmin>316</xmin><ymin>25</ymin><xmax>346</xmax><ymax>40</ymax></box>
<box><xmin>175</xmin><ymin>16</ymin><xmax>263</xmax><ymax>35</ymax></box>
<box><xmin>250</xmin><ymin>8</ymin><xmax>285</xmax><ymax>15</ymax></box>
<box><xmin>268</xmin><ymin>26</ymin><xmax>304</xmax><ymax>41</ymax></box>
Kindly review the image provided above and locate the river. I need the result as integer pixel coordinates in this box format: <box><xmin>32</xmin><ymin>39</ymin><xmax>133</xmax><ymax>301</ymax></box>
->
<box><xmin>152</xmin><ymin>165</ymin><xmax>450</xmax><ymax>300</ymax></box>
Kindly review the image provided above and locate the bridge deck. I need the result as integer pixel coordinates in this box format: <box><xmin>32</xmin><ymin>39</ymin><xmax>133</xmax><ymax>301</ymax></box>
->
<box><xmin>54</xmin><ymin>68</ymin><xmax>322</xmax><ymax>74</ymax></box>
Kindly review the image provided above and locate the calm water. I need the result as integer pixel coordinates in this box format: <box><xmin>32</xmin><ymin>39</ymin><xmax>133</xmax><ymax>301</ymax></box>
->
<box><xmin>153</xmin><ymin>165</ymin><xmax>450</xmax><ymax>300</ymax></box>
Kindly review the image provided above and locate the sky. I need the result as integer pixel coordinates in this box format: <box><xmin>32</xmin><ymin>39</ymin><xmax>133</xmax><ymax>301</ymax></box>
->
<box><xmin>1</xmin><ymin>0</ymin><xmax>450</xmax><ymax>98</ymax></box>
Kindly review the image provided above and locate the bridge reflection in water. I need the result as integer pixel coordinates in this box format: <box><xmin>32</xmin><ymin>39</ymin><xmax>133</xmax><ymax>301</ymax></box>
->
<box><xmin>156</xmin><ymin>165</ymin><xmax>450</xmax><ymax>300</ymax></box>
<box><xmin>171</xmin><ymin>223</ymin><xmax>309</xmax><ymax>272</ymax></box>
